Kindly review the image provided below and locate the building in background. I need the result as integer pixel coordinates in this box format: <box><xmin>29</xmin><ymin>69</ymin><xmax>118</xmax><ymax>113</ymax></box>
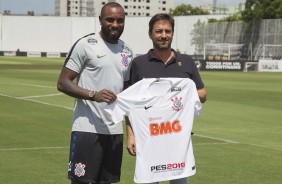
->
<box><xmin>55</xmin><ymin>0</ymin><xmax>174</xmax><ymax>17</ymax></box>
<box><xmin>55</xmin><ymin>0</ymin><xmax>92</xmax><ymax>16</ymax></box>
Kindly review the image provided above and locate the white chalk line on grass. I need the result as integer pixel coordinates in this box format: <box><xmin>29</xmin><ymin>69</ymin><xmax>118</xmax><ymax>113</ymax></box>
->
<box><xmin>0</xmin><ymin>93</ymin><xmax>73</xmax><ymax>110</ymax></box>
<box><xmin>194</xmin><ymin>142</ymin><xmax>233</xmax><ymax>145</ymax></box>
<box><xmin>0</xmin><ymin>82</ymin><xmax>72</xmax><ymax>109</ymax></box>
<box><xmin>24</xmin><ymin>98</ymin><xmax>73</xmax><ymax>110</ymax></box>
<box><xmin>244</xmin><ymin>143</ymin><xmax>282</xmax><ymax>152</ymax></box>
<box><xmin>0</xmin><ymin>134</ymin><xmax>239</xmax><ymax>152</ymax></box>
<box><xmin>0</xmin><ymin>146</ymin><xmax>68</xmax><ymax>151</ymax></box>
<box><xmin>2</xmin><ymin>143</ymin><xmax>280</xmax><ymax>153</ymax></box>
<box><xmin>17</xmin><ymin>93</ymin><xmax>63</xmax><ymax>99</ymax></box>
<box><xmin>192</xmin><ymin>134</ymin><xmax>282</xmax><ymax>152</ymax></box>
<box><xmin>10</xmin><ymin>83</ymin><xmax>56</xmax><ymax>89</ymax></box>
<box><xmin>194</xmin><ymin>134</ymin><xmax>239</xmax><ymax>144</ymax></box>
<box><xmin>0</xmin><ymin>141</ymin><xmax>234</xmax><ymax>152</ymax></box>
<box><xmin>0</xmin><ymin>132</ymin><xmax>238</xmax><ymax>153</ymax></box>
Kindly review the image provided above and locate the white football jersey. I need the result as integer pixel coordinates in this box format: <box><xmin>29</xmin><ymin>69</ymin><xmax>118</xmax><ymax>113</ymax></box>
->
<box><xmin>105</xmin><ymin>78</ymin><xmax>202</xmax><ymax>183</ymax></box>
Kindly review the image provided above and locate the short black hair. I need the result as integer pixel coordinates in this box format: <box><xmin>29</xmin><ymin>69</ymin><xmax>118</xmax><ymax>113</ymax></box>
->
<box><xmin>149</xmin><ymin>13</ymin><xmax>175</xmax><ymax>34</ymax></box>
<box><xmin>100</xmin><ymin>2</ymin><xmax>124</xmax><ymax>17</ymax></box>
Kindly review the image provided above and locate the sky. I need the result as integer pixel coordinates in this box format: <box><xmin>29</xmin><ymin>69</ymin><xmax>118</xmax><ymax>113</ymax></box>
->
<box><xmin>0</xmin><ymin>0</ymin><xmax>246</xmax><ymax>15</ymax></box>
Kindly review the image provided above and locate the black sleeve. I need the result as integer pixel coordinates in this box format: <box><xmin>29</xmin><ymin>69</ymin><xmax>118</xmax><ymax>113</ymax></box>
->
<box><xmin>190</xmin><ymin>59</ymin><xmax>205</xmax><ymax>89</ymax></box>
<box><xmin>129</xmin><ymin>58</ymin><xmax>141</xmax><ymax>85</ymax></box>
<box><xmin>178</xmin><ymin>54</ymin><xmax>205</xmax><ymax>89</ymax></box>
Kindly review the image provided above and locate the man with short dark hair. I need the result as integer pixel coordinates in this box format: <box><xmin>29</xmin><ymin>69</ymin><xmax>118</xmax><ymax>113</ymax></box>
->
<box><xmin>57</xmin><ymin>2</ymin><xmax>133</xmax><ymax>184</ymax></box>
<box><xmin>126</xmin><ymin>13</ymin><xmax>207</xmax><ymax>184</ymax></box>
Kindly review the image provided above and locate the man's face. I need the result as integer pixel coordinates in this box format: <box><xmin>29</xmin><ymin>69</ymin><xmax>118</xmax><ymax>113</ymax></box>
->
<box><xmin>99</xmin><ymin>6</ymin><xmax>125</xmax><ymax>43</ymax></box>
<box><xmin>149</xmin><ymin>20</ymin><xmax>173</xmax><ymax>50</ymax></box>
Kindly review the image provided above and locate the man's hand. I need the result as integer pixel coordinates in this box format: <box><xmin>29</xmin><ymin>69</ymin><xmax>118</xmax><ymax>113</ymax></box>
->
<box><xmin>94</xmin><ymin>89</ymin><xmax>117</xmax><ymax>103</ymax></box>
<box><xmin>127</xmin><ymin>135</ymin><xmax>136</xmax><ymax>156</ymax></box>
<box><xmin>125</xmin><ymin>116</ymin><xmax>136</xmax><ymax>156</ymax></box>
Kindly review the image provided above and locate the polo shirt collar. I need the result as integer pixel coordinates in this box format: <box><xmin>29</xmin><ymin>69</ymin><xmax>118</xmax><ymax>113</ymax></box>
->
<box><xmin>147</xmin><ymin>49</ymin><xmax>179</xmax><ymax>63</ymax></box>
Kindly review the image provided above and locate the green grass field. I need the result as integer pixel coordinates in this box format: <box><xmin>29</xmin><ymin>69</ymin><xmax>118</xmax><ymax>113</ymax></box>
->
<box><xmin>0</xmin><ymin>56</ymin><xmax>282</xmax><ymax>184</ymax></box>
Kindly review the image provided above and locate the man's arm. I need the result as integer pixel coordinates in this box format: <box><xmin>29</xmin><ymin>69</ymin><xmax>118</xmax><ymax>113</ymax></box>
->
<box><xmin>57</xmin><ymin>67</ymin><xmax>91</xmax><ymax>99</ymax></box>
<box><xmin>57</xmin><ymin>67</ymin><xmax>117</xmax><ymax>103</ymax></box>
<box><xmin>125</xmin><ymin>116</ymin><xmax>136</xmax><ymax>156</ymax></box>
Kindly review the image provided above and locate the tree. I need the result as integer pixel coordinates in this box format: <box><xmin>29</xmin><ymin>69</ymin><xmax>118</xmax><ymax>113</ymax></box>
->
<box><xmin>241</xmin><ymin>0</ymin><xmax>282</xmax><ymax>22</ymax></box>
<box><xmin>190</xmin><ymin>20</ymin><xmax>207</xmax><ymax>55</ymax></box>
<box><xmin>169</xmin><ymin>4</ymin><xmax>210</xmax><ymax>16</ymax></box>
<box><xmin>208</xmin><ymin>13</ymin><xmax>242</xmax><ymax>23</ymax></box>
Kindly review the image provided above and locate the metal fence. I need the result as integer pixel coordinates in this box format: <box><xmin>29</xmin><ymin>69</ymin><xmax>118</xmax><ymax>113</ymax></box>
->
<box><xmin>191</xmin><ymin>19</ymin><xmax>282</xmax><ymax>60</ymax></box>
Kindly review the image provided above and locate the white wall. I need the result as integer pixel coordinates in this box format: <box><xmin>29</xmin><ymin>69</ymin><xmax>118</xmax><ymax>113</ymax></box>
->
<box><xmin>0</xmin><ymin>14</ymin><xmax>227</xmax><ymax>55</ymax></box>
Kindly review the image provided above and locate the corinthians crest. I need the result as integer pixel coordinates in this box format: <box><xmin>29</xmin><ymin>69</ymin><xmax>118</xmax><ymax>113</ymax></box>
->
<box><xmin>74</xmin><ymin>163</ymin><xmax>86</xmax><ymax>177</ymax></box>
<box><xmin>171</xmin><ymin>96</ymin><xmax>183</xmax><ymax>111</ymax></box>
<box><xmin>121</xmin><ymin>53</ymin><xmax>129</xmax><ymax>67</ymax></box>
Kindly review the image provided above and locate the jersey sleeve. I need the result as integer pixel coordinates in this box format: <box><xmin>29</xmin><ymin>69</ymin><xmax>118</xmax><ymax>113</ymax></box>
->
<box><xmin>104</xmin><ymin>79</ymin><xmax>143</xmax><ymax>124</ymax></box>
<box><xmin>104</xmin><ymin>99</ymin><xmax>127</xmax><ymax>124</ymax></box>
<box><xmin>190</xmin><ymin>80</ymin><xmax>202</xmax><ymax>116</ymax></box>
<box><xmin>64</xmin><ymin>39</ymin><xmax>86</xmax><ymax>73</ymax></box>
<box><xmin>194</xmin><ymin>101</ymin><xmax>202</xmax><ymax>116</ymax></box>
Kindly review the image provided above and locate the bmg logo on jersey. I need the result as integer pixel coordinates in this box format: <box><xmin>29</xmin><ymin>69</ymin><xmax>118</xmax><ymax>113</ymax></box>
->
<box><xmin>151</xmin><ymin>162</ymin><xmax>185</xmax><ymax>173</ymax></box>
<box><xmin>150</xmin><ymin>119</ymin><xmax>182</xmax><ymax>136</ymax></box>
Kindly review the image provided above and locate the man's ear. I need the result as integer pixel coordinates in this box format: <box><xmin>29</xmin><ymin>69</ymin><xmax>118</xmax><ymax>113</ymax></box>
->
<box><xmin>148</xmin><ymin>32</ymin><xmax>152</xmax><ymax>39</ymax></box>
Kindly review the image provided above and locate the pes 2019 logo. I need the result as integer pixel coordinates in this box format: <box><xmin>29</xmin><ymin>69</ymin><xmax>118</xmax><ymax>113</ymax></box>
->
<box><xmin>151</xmin><ymin>162</ymin><xmax>185</xmax><ymax>173</ymax></box>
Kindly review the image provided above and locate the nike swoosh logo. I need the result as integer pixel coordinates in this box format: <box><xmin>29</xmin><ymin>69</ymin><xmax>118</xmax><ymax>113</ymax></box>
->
<box><xmin>144</xmin><ymin>105</ymin><xmax>152</xmax><ymax>110</ymax></box>
<box><xmin>97</xmin><ymin>55</ymin><xmax>106</xmax><ymax>58</ymax></box>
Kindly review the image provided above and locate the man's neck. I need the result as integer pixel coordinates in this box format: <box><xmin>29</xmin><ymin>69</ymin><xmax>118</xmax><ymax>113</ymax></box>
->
<box><xmin>152</xmin><ymin>48</ymin><xmax>174</xmax><ymax>65</ymax></box>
